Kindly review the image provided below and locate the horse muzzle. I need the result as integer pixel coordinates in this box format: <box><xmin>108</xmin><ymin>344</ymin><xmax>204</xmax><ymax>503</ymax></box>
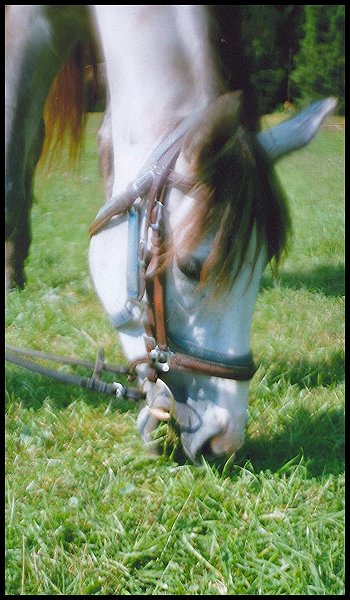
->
<box><xmin>136</xmin><ymin>378</ymin><xmax>246</xmax><ymax>463</ymax></box>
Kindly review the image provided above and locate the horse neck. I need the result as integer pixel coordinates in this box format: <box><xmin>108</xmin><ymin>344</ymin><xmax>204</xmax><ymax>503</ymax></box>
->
<box><xmin>93</xmin><ymin>5</ymin><xmax>223</xmax><ymax>195</ymax></box>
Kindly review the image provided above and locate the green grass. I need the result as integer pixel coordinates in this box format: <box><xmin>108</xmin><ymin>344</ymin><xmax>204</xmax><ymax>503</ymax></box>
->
<box><xmin>5</xmin><ymin>113</ymin><xmax>344</xmax><ymax>595</ymax></box>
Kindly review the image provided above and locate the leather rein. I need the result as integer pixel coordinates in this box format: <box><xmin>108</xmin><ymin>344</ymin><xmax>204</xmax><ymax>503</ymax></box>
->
<box><xmin>89</xmin><ymin>119</ymin><xmax>257</xmax><ymax>385</ymax></box>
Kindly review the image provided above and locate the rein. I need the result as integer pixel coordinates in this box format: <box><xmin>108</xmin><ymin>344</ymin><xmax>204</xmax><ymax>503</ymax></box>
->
<box><xmin>5</xmin><ymin>345</ymin><xmax>145</xmax><ymax>401</ymax></box>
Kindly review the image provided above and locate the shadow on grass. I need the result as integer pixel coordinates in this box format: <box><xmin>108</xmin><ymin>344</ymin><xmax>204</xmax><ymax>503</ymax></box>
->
<box><xmin>168</xmin><ymin>401</ymin><xmax>345</xmax><ymax>477</ymax></box>
<box><xmin>235</xmin><ymin>405</ymin><xmax>344</xmax><ymax>478</ymax></box>
<box><xmin>261</xmin><ymin>263</ymin><xmax>344</xmax><ymax>297</ymax></box>
<box><xmin>230</xmin><ymin>352</ymin><xmax>345</xmax><ymax>479</ymax></box>
<box><xmin>258</xmin><ymin>349</ymin><xmax>344</xmax><ymax>389</ymax></box>
<box><xmin>198</xmin><ymin>351</ymin><xmax>344</xmax><ymax>477</ymax></box>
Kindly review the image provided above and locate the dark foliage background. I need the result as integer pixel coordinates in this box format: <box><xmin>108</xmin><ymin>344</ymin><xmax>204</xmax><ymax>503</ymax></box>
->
<box><xmin>212</xmin><ymin>5</ymin><xmax>345</xmax><ymax>117</ymax></box>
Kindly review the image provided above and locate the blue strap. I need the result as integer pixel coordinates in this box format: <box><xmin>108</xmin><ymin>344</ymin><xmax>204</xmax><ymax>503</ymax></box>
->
<box><xmin>127</xmin><ymin>207</ymin><xmax>140</xmax><ymax>300</ymax></box>
<box><xmin>109</xmin><ymin>206</ymin><xmax>143</xmax><ymax>329</ymax></box>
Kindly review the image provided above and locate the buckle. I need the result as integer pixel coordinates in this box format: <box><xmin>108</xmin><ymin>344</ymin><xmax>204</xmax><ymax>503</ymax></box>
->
<box><xmin>113</xmin><ymin>382</ymin><xmax>126</xmax><ymax>398</ymax></box>
<box><xmin>151</xmin><ymin>201</ymin><xmax>164</xmax><ymax>232</ymax></box>
<box><xmin>125</xmin><ymin>299</ymin><xmax>144</xmax><ymax>321</ymax></box>
<box><xmin>149</xmin><ymin>346</ymin><xmax>170</xmax><ymax>373</ymax></box>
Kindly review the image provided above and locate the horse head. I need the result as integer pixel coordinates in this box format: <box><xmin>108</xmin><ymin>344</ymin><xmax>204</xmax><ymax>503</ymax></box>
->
<box><xmin>89</xmin><ymin>92</ymin><xmax>335</xmax><ymax>463</ymax></box>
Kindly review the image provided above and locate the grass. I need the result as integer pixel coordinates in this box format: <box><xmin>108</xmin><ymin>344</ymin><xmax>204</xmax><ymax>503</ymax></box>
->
<box><xmin>5</xmin><ymin>112</ymin><xmax>344</xmax><ymax>595</ymax></box>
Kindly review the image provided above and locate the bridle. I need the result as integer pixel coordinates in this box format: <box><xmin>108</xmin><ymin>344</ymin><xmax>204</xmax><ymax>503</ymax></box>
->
<box><xmin>89</xmin><ymin>115</ymin><xmax>257</xmax><ymax>385</ymax></box>
<box><xmin>5</xmin><ymin>115</ymin><xmax>255</xmax><ymax>403</ymax></box>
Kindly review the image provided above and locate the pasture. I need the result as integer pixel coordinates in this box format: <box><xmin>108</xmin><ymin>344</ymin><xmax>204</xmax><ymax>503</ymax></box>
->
<box><xmin>5</xmin><ymin>112</ymin><xmax>344</xmax><ymax>595</ymax></box>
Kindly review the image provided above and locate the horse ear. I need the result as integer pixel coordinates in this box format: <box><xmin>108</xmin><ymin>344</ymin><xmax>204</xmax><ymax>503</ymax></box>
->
<box><xmin>256</xmin><ymin>97</ymin><xmax>337</xmax><ymax>161</ymax></box>
<box><xmin>182</xmin><ymin>91</ymin><xmax>243</xmax><ymax>179</ymax></box>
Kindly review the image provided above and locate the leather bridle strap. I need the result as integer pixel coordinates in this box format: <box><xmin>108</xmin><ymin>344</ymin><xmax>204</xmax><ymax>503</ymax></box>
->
<box><xmin>88</xmin><ymin>169</ymin><xmax>197</xmax><ymax>238</ymax></box>
<box><xmin>141</xmin><ymin>145</ymin><xmax>257</xmax><ymax>382</ymax></box>
<box><xmin>143</xmin><ymin>143</ymin><xmax>184</xmax><ymax>351</ymax></box>
<box><xmin>88</xmin><ymin>112</ymin><xmax>202</xmax><ymax>238</ymax></box>
<box><xmin>169</xmin><ymin>352</ymin><xmax>256</xmax><ymax>380</ymax></box>
<box><xmin>129</xmin><ymin>350</ymin><xmax>256</xmax><ymax>381</ymax></box>
<box><xmin>89</xmin><ymin>117</ymin><xmax>257</xmax><ymax>383</ymax></box>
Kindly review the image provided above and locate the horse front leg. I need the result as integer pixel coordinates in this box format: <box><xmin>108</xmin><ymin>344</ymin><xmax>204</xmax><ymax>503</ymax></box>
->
<box><xmin>6</xmin><ymin>225</ymin><xmax>30</xmax><ymax>291</ymax></box>
<box><xmin>5</xmin><ymin>117</ymin><xmax>45</xmax><ymax>291</ymax></box>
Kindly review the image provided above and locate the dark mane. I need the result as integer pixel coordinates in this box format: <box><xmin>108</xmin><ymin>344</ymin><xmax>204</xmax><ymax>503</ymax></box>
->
<box><xmin>177</xmin><ymin>123</ymin><xmax>291</xmax><ymax>293</ymax></box>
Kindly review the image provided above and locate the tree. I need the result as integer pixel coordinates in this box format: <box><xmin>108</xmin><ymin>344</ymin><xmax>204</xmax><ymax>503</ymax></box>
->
<box><xmin>217</xmin><ymin>5</ymin><xmax>305</xmax><ymax>115</ymax></box>
<box><xmin>290</xmin><ymin>5</ymin><xmax>345</xmax><ymax>113</ymax></box>
<box><xmin>241</xmin><ymin>5</ymin><xmax>285</xmax><ymax>115</ymax></box>
<box><xmin>212</xmin><ymin>5</ymin><xmax>344</xmax><ymax>115</ymax></box>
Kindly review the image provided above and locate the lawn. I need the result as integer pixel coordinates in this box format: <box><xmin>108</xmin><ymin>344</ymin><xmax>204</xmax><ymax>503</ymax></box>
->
<box><xmin>5</xmin><ymin>112</ymin><xmax>344</xmax><ymax>595</ymax></box>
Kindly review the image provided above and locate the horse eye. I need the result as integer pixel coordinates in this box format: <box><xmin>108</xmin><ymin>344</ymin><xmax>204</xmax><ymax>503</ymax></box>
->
<box><xmin>176</xmin><ymin>255</ymin><xmax>203</xmax><ymax>280</ymax></box>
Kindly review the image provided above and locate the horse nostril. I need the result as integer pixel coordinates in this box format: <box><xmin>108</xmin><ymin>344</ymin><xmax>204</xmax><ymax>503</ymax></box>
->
<box><xmin>198</xmin><ymin>440</ymin><xmax>213</xmax><ymax>459</ymax></box>
<box><xmin>179</xmin><ymin>404</ymin><xmax>245</xmax><ymax>463</ymax></box>
<box><xmin>209</xmin><ymin>430</ymin><xmax>243</xmax><ymax>457</ymax></box>
<box><xmin>193</xmin><ymin>433</ymin><xmax>238</xmax><ymax>462</ymax></box>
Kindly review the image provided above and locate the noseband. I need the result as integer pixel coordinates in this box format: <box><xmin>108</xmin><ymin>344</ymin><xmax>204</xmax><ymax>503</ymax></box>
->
<box><xmin>89</xmin><ymin>116</ymin><xmax>256</xmax><ymax>384</ymax></box>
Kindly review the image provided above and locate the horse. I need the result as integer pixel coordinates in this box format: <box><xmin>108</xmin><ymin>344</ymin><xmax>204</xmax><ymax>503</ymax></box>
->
<box><xmin>5</xmin><ymin>5</ymin><xmax>336</xmax><ymax>463</ymax></box>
